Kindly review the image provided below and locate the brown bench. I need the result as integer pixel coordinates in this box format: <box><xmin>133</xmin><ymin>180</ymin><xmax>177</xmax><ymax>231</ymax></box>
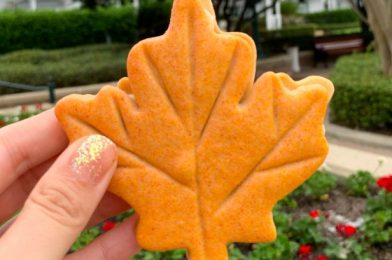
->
<box><xmin>314</xmin><ymin>34</ymin><xmax>365</xmax><ymax>67</ymax></box>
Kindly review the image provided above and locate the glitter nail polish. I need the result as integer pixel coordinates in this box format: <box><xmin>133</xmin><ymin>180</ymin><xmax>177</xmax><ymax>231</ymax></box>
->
<box><xmin>71</xmin><ymin>135</ymin><xmax>115</xmax><ymax>182</ymax></box>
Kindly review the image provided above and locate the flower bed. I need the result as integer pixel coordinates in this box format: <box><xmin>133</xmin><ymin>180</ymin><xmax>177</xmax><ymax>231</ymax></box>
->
<box><xmin>69</xmin><ymin>169</ymin><xmax>391</xmax><ymax>260</ymax></box>
<box><xmin>0</xmin><ymin>104</ymin><xmax>44</xmax><ymax>127</ymax></box>
<box><xmin>3</xmin><ymin>109</ymin><xmax>391</xmax><ymax>259</ymax></box>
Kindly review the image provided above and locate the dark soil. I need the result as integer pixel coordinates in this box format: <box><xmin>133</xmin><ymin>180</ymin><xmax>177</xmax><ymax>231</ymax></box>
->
<box><xmin>287</xmin><ymin>184</ymin><xmax>392</xmax><ymax>260</ymax></box>
<box><xmin>291</xmin><ymin>184</ymin><xmax>367</xmax><ymax>221</ymax></box>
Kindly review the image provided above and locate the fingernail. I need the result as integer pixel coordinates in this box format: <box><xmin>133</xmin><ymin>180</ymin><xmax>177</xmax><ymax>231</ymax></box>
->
<box><xmin>71</xmin><ymin>135</ymin><xmax>116</xmax><ymax>183</ymax></box>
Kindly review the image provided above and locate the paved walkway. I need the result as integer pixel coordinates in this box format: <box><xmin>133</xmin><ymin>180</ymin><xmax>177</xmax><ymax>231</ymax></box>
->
<box><xmin>326</xmin><ymin>142</ymin><xmax>391</xmax><ymax>178</ymax></box>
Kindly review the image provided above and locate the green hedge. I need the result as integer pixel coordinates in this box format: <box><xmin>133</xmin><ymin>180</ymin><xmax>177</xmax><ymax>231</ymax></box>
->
<box><xmin>330</xmin><ymin>53</ymin><xmax>392</xmax><ymax>131</ymax></box>
<box><xmin>304</xmin><ymin>9</ymin><xmax>358</xmax><ymax>24</ymax></box>
<box><xmin>0</xmin><ymin>7</ymin><xmax>137</xmax><ymax>54</ymax></box>
<box><xmin>281</xmin><ymin>1</ymin><xmax>299</xmax><ymax>16</ymax></box>
<box><xmin>261</xmin><ymin>25</ymin><xmax>315</xmax><ymax>53</ymax></box>
<box><xmin>137</xmin><ymin>0</ymin><xmax>172</xmax><ymax>39</ymax></box>
<box><xmin>260</xmin><ymin>21</ymin><xmax>362</xmax><ymax>54</ymax></box>
<box><xmin>316</xmin><ymin>22</ymin><xmax>361</xmax><ymax>35</ymax></box>
<box><xmin>0</xmin><ymin>44</ymin><xmax>129</xmax><ymax>94</ymax></box>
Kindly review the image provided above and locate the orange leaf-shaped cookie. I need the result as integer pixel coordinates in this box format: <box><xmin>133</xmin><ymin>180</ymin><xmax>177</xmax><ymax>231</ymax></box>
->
<box><xmin>55</xmin><ymin>0</ymin><xmax>334</xmax><ymax>259</ymax></box>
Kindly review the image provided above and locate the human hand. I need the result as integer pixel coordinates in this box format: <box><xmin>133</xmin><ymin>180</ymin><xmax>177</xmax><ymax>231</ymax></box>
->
<box><xmin>0</xmin><ymin>110</ymin><xmax>140</xmax><ymax>259</ymax></box>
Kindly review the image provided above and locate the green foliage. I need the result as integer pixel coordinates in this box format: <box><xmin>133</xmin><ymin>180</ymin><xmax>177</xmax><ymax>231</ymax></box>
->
<box><xmin>346</xmin><ymin>239</ymin><xmax>373</xmax><ymax>260</ymax></box>
<box><xmin>71</xmin><ymin>209</ymin><xmax>135</xmax><ymax>253</ymax></box>
<box><xmin>0</xmin><ymin>44</ymin><xmax>129</xmax><ymax>93</ymax></box>
<box><xmin>279</xmin><ymin>195</ymin><xmax>298</xmax><ymax>209</ymax></box>
<box><xmin>316</xmin><ymin>22</ymin><xmax>361</xmax><ymax>36</ymax></box>
<box><xmin>281</xmin><ymin>1</ymin><xmax>298</xmax><ymax>16</ymax></box>
<box><xmin>261</xmin><ymin>24</ymin><xmax>315</xmax><ymax>53</ymax></box>
<box><xmin>247</xmin><ymin>208</ymin><xmax>298</xmax><ymax>260</ymax></box>
<box><xmin>132</xmin><ymin>249</ymin><xmax>186</xmax><ymax>260</ymax></box>
<box><xmin>330</xmin><ymin>53</ymin><xmax>392</xmax><ymax>131</ymax></box>
<box><xmin>0</xmin><ymin>7</ymin><xmax>137</xmax><ymax>53</ymax></box>
<box><xmin>115</xmin><ymin>209</ymin><xmax>135</xmax><ymax>222</ymax></box>
<box><xmin>137</xmin><ymin>0</ymin><xmax>172</xmax><ymax>39</ymax></box>
<box><xmin>71</xmin><ymin>226</ymin><xmax>101</xmax><ymax>252</ymax></box>
<box><xmin>249</xmin><ymin>234</ymin><xmax>299</xmax><ymax>260</ymax></box>
<box><xmin>346</xmin><ymin>171</ymin><xmax>375</xmax><ymax>197</ymax></box>
<box><xmin>296</xmin><ymin>170</ymin><xmax>337</xmax><ymax>200</ymax></box>
<box><xmin>363</xmin><ymin>190</ymin><xmax>392</xmax><ymax>245</ymax></box>
<box><xmin>324</xmin><ymin>240</ymin><xmax>343</xmax><ymax>259</ymax></box>
<box><xmin>228</xmin><ymin>244</ymin><xmax>247</xmax><ymax>260</ymax></box>
<box><xmin>0</xmin><ymin>111</ymin><xmax>40</xmax><ymax>126</ymax></box>
<box><xmin>261</xmin><ymin>22</ymin><xmax>360</xmax><ymax>54</ymax></box>
<box><xmin>288</xmin><ymin>216</ymin><xmax>325</xmax><ymax>245</ymax></box>
<box><xmin>304</xmin><ymin>9</ymin><xmax>359</xmax><ymax>24</ymax></box>
<box><xmin>264</xmin><ymin>25</ymin><xmax>315</xmax><ymax>38</ymax></box>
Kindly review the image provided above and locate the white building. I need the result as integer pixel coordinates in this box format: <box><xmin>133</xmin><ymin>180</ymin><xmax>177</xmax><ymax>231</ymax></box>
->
<box><xmin>0</xmin><ymin>0</ymin><xmax>80</xmax><ymax>10</ymax></box>
<box><xmin>0</xmin><ymin>0</ymin><xmax>140</xmax><ymax>10</ymax></box>
<box><xmin>298</xmin><ymin>0</ymin><xmax>351</xmax><ymax>14</ymax></box>
<box><xmin>265</xmin><ymin>0</ymin><xmax>352</xmax><ymax>30</ymax></box>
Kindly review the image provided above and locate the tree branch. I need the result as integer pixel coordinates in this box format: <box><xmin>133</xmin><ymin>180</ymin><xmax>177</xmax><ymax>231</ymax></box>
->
<box><xmin>235</xmin><ymin>0</ymin><xmax>252</xmax><ymax>31</ymax></box>
<box><xmin>346</xmin><ymin>0</ymin><xmax>369</xmax><ymax>25</ymax></box>
<box><xmin>213</xmin><ymin>0</ymin><xmax>224</xmax><ymax>17</ymax></box>
<box><xmin>254</xmin><ymin>0</ymin><xmax>279</xmax><ymax>18</ymax></box>
<box><xmin>240</xmin><ymin>0</ymin><xmax>279</xmax><ymax>24</ymax></box>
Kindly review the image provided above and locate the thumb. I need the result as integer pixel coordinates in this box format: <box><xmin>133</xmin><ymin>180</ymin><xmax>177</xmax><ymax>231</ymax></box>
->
<box><xmin>0</xmin><ymin>135</ymin><xmax>117</xmax><ymax>260</ymax></box>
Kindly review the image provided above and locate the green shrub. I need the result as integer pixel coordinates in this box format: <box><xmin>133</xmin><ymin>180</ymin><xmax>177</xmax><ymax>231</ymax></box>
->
<box><xmin>288</xmin><ymin>216</ymin><xmax>326</xmax><ymax>245</ymax></box>
<box><xmin>330</xmin><ymin>53</ymin><xmax>392</xmax><ymax>131</ymax></box>
<box><xmin>316</xmin><ymin>22</ymin><xmax>361</xmax><ymax>36</ymax></box>
<box><xmin>250</xmin><ymin>234</ymin><xmax>299</xmax><ymax>260</ymax></box>
<box><xmin>248</xmin><ymin>208</ymin><xmax>298</xmax><ymax>260</ymax></box>
<box><xmin>296</xmin><ymin>170</ymin><xmax>337</xmax><ymax>200</ymax></box>
<box><xmin>281</xmin><ymin>1</ymin><xmax>298</xmax><ymax>16</ymax></box>
<box><xmin>260</xmin><ymin>22</ymin><xmax>361</xmax><ymax>54</ymax></box>
<box><xmin>0</xmin><ymin>44</ymin><xmax>129</xmax><ymax>94</ymax></box>
<box><xmin>304</xmin><ymin>9</ymin><xmax>359</xmax><ymax>24</ymax></box>
<box><xmin>261</xmin><ymin>24</ymin><xmax>315</xmax><ymax>53</ymax></box>
<box><xmin>71</xmin><ymin>226</ymin><xmax>101</xmax><ymax>252</ymax></box>
<box><xmin>346</xmin><ymin>171</ymin><xmax>375</xmax><ymax>197</ymax></box>
<box><xmin>0</xmin><ymin>7</ymin><xmax>137</xmax><ymax>53</ymax></box>
<box><xmin>132</xmin><ymin>249</ymin><xmax>187</xmax><ymax>260</ymax></box>
<box><xmin>263</xmin><ymin>24</ymin><xmax>315</xmax><ymax>38</ymax></box>
<box><xmin>137</xmin><ymin>0</ymin><xmax>172</xmax><ymax>39</ymax></box>
<box><xmin>363</xmin><ymin>190</ymin><xmax>392</xmax><ymax>244</ymax></box>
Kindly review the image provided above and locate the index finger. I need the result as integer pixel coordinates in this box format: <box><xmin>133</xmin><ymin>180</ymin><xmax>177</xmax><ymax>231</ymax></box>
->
<box><xmin>0</xmin><ymin>109</ymin><xmax>68</xmax><ymax>193</ymax></box>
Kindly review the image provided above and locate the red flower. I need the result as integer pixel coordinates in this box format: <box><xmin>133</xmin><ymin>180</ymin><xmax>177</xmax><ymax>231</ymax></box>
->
<box><xmin>102</xmin><ymin>220</ymin><xmax>116</xmax><ymax>231</ymax></box>
<box><xmin>0</xmin><ymin>120</ymin><xmax>5</xmax><ymax>128</ymax></box>
<box><xmin>298</xmin><ymin>244</ymin><xmax>312</xmax><ymax>255</ymax></box>
<box><xmin>21</xmin><ymin>105</ymin><xmax>28</xmax><ymax>112</ymax></box>
<box><xmin>336</xmin><ymin>224</ymin><xmax>345</xmax><ymax>234</ymax></box>
<box><xmin>377</xmin><ymin>175</ymin><xmax>392</xmax><ymax>192</ymax></box>
<box><xmin>309</xmin><ymin>210</ymin><xmax>320</xmax><ymax>219</ymax></box>
<box><xmin>344</xmin><ymin>225</ymin><xmax>357</xmax><ymax>237</ymax></box>
<box><xmin>316</xmin><ymin>256</ymin><xmax>328</xmax><ymax>260</ymax></box>
<box><xmin>336</xmin><ymin>224</ymin><xmax>356</xmax><ymax>237</ymax></box>
<box><xmin>35</xmin><ymin>103</ymin><xmax>43</xmax><ymax>110</ymax></box>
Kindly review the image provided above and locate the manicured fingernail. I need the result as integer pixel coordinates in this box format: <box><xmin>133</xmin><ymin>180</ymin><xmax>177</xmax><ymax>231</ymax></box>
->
<box><xmin>71</xmin><ymin>135</ymin><xmax>116</xmax><ymax>183</ymax></box>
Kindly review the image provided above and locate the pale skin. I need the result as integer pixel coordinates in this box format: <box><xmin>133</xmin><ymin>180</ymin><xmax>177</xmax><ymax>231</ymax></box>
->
<box><xmin>0</xmin><ymin>110</ymin><xmax>140</xmax><ymax>260</ymax></box>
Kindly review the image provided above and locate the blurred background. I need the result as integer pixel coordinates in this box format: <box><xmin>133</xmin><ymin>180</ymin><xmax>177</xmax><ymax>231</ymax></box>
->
<box><xmin>0</xmin><ymin>1</ymin><xmax>391</xmax><ymax>259</ymax></box>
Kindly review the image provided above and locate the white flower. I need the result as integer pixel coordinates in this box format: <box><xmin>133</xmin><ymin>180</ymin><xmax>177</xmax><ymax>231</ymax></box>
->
<box><xmin>378</xmin><ymin>156</ymin><xmax>386</xmax><ymax>165</ymax></box>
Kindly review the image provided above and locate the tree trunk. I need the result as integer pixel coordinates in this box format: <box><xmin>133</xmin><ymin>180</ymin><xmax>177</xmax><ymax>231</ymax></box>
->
<box><xmin>364</xmin><ymin>0</ymin><xmax>392</xmax><ymax>76</ymax></box>
<box><xmin>235</xmin><ymin>0</ymin><xmax>251</xmax><ymax>31</ymax></box>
